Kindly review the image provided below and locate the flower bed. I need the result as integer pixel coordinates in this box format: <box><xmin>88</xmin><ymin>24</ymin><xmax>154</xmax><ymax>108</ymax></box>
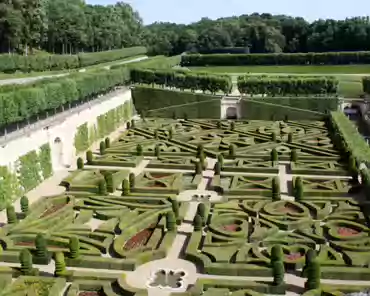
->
<box><xmin>40</xmin><ymin>203</ymin><xmax>67</xmax><ymax>218</ymax></box>
<box><xmin>277</xmin><ymin>205</ymin><xmax>300</xmax><ymax>214</ymax></box>
<box><xmin>123</xmin><ymin>224</ymin><xmax>156</xmax><ymax>251</ymax></box>
<box><xmin>78</xmin><ymin>292</ymin><xmax>100</xmax><ymax>296</ymax></box>
<box><xmin>285</xmin><ymin>252</ymin><xmax>303</xmax><ymax>261</ymax></box>
<box><xmin>338</xmin><ymin>227</ymin><xmax>359</xmax><ymax>236</ymax></box>
<box><xmin>222</xmin><ymin>224</ymin><xmax>240</xmax><ymax>232</ymax></box>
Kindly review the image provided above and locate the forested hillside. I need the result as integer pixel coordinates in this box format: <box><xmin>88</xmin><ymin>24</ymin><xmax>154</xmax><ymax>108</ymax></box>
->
<box><xmin>1</xmin><ymin>1</ymin><xmax>370</xmax><ymax>56</ymax></box>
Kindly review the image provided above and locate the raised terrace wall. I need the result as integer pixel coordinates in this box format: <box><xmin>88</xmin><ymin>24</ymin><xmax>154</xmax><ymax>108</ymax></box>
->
<box><xmin>0</xmin><ymin>89</ymin><xmax>132</xmax><ymax>172</ymax></box>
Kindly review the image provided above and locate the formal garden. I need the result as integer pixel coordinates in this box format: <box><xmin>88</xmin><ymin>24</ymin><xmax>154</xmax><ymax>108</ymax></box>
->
<box><xmin>0</xmin><ymin>117</ymin><xmax>370</xmax><ymax>295</ymax></box>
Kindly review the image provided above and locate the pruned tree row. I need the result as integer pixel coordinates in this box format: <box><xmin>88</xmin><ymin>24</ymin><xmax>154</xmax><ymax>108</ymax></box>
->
<box><xmin>181</xmin><ymin>52</ymin><xmax>370</xmax><ymax>67</ymax></box>
<box><xmin>0</xmin><ymin>68</ymin><xmax>130</xmax><ymax>128</ymax></box>
<box><xmin>0</xmin><ymin>47</ymin><xmax>147</xmax><ymax>74</ymax></box>
<box><xmin>237</xmin><ymin>75</ymin><xmax>338</xmax><ymax>96</ymax></box>
<box><xmin>130</xmin><ymin>68</ymin><xmax>233</xmax><ymax>94</ymax></box>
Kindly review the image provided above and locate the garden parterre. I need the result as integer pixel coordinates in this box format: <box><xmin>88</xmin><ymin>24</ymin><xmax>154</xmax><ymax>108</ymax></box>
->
<box><xmin>0</xmin><ymin>119</ymin><xmax>369</xmax><ymax>295</ymax></box>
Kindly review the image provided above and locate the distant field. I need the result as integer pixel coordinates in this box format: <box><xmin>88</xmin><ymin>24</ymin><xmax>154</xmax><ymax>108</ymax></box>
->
<box><xmin>190</xmin><ymin>65</ymin><xmax>369</xmax><ymax>98</ymax></box>
<box><xmin>189</xmin><ymin>64</ymin><xmax>370</xmax><ymax>74</ymax></box>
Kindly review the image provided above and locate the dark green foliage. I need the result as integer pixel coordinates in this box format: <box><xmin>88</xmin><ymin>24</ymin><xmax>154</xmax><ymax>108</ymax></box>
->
<box><xmin>129</xmin><ymin>173</ymin><xmax>136</xmax><ymax>189</ymax></box>
<box><xmin>154</xmin><ymin>130</ymin><xmax>159</xmax><ymax>139</ymax></box>
<box><xmin>348</xmin><ymin>155</ymin><xmax>359</xmax><ymax>182</ymax></box>
<box><xmin>54</xmin><ymin>252</ymin><xmax>66</xmax><ymax>277</ymax></box>
<box><xmin>98</xmin><ymin>179</ymin><xmax>107</xmax><ymax>195</ymax></box>
<box><xmin>99</xmin><ymin>141</ymin><xmax>106</xmax><ymax>155</ymax></box>
<box><xmin>197</xmin><ymin>203</ymin><xmax>206</xmax><ymax>222</ymax></box>
<box><xmin>216</xmin><ymin>121</ymin><xmax>222</xmax><ymax>129</ymax></box>
<box><xmin>131</xmin><ymin>119</ymin><xmax>135</xmax><ymax>128</ymax></box>
<box><xmin>217</xmin><ymin>154</ymin><xmax>224</xmax><ymax>167</ymax></box>
<box><xmin>154</xmin><ymin>144</ymin><xmax>161</xmax><ymax>157</ymax></box>
<box><xmin>136</xmin><ymin>144</ymin><xmax>143</xmax><ymax>156</ymax></box>
<box><xmin>229</xmin><ymin>144</ymin><xmax>236</xmax><ymax>157</ymax></box>
<box><xmin>166</xmin><ymin>211</ymin><xmax>176</xmax><ymax>231</ymax></box>
<box><xmin>272</xmin><ymin>260</ymin><xmax>285</xmax><ymax>286</ymax></box>
<box><xmin>6</xmin><ymin>205</ymin><xmax>17</xmax><ymax>224</ymax></box>
<box><xmin>168</xmin><ymin>128</ymin><xmax>173</xmax><ymax>139</ymax></box>
<box><xmin>172</xmin><ymin>111</ymin><xmax>177</xmax><ymax>119</ymax></box>
<box><xmin>105</xmin><ymin>172</ymin><xmax>114</xmax><ymax>193</ymax></box>
<box><xmin>122</xmin><ymin>179</ymin><xmax>130</xmax><ymax>196</ymax></box>
<box><xmin>20</xmin><ymin>196</ymin><xmax>29</xmax><ymax>214</ymax></box>
<box><xmin>198</xmin><ymin>152</ymin><xmax>206</xmax><ymax>170</ymax></box>
<box><xmin>19</xmin><ymin>249</ymin><xmax>33</xmax><ymax>275</ymax></box>
<box><xmin>18</xmin><ymin>150</ymin><xmax>41</xmax><ymax>191</ymax></box>
<box><xmin>131</xmin><ymin>86</ymin><xmax>222</xmax><ymax>119</ymax></box>
<box><xmin>362</xmin><ymin>77</ymin><xmax>370</xmax><ymax>94</ymax></box>
<box><xmin>104</xmin><ymin>137</ymin><xmax>111</xmax><ymax>148</ymax></box>
<box><xmin>196</xmin><ymin>144</ymin><xmax>204</xmax><ymax>158</ymax></box>
<box><xmin>294</xmin><ymin>177</ymin><xmax>304</xmax><ymax>200</ymax></box>
<box><xmin>271</xmin><ymin>132</ymin><xmax>277</xmax><ymax>141</ymax></box>
<box><xmin>272</xmin><ymin>177</ymin><xmax>281</xmax><ymax>201</ymax></box>
<box><xmin>305</xmin><ymin>259</ymin><xmax>321</xmax><ymax>290</ymax></box>
<box><xmin>39</xmin><ymin>144</ymin><xmax>52</xmax><ymax>179</ymax></box>
<box><xmin>271</xmin><ymin>148</ymin><xmax>278</xmax><ymax>162</ymax></box>
<box><xmin>291</xmin><ymin>149</ymin><xmax>298</xmax><ymax>162</ymax></box>
<box><xmin>193</xmin><ymin>214</ymin><xmax>203</xmax><ymax>231</ymax></box>
<box><xmin>69</xmin><ymin>236</ymin><xmax>80</xmax><ymax>259</ymax></box>
<box><xmin>35</xmin><ymin>233</ymin><xmax>48</xmax><ymax>258</ymax></box>
<box><xmin>230</xmin><ymin>121</ymin><xmax>235</xmax><ymax>130</ymax></box>
<box><xmin>183</xmin><ymin>113</ymin><xmax>188</xmax><ymax>120</ymax></box>
<box><xmin>86</xmin><ymin>150</ymin><xmax>93</xmax><ymax>164</ymax></box>
<box><xmin>171</xmin><ymin>200</ymin><xmax>179</xmax><ymax>218</ymax></box>
<box><xmin>302</xmin><ymin>249</ymin><xmax>317</xmax><ymax>277</ymax></box>
<box><xmin>287</xmin><ymin>133</ymin><xmax>293</xmax><ymax>143</ymax></box>
<box><xmin>195</xmin><ymin>161</ymin><xmax>203</xmax><ymax>174</ymax></box>
<box><xmin>271</xmin><ymin>245</ymin><xmax>283</xmax><ymax>263</ymax></box>
<box><xmin>214</xmin><ymin>162</ymin><xmax>221</xmax><ymax>175</ymax></box>
<box><xmin>74</xmin><ymin>123</ymin><xmax>90</xmax><ymax>153</ymax></box>
<box><xmin>126</xmin><ymin>121</ymin><xmax>131</xmax><ymax>129</ymax></box>
<box><xmin>77</xmin><ymin>157</ymin><xmax>84</xmax><ymax>170</ymax></box>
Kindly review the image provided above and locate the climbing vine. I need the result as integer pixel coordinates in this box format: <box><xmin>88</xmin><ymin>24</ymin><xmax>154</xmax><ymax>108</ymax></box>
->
<box><xmin>18</xmin><ymin>150</ymin><xmax>42</xmax><ymax>192</ymax></box>
<box><xmin>0</xmin><ymin>166</ymin><xmax>23</xmax><ymax>210</ymax></box>
<box><xmin>74</xmin><ymin>122</ymin><xmax>90</xmax><ymax>153</ymax></box>
<box><xmin>39</xmin><ymin>143</ymin><xmax>53</xmax><ymax>179</ymax></box>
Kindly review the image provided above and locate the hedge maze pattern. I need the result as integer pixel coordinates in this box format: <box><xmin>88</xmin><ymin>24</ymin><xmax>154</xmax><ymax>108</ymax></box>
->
<box><xmin>0</xmin><ymin>119</ymin><xmax>369</xmax><ymax>295</ymax></box>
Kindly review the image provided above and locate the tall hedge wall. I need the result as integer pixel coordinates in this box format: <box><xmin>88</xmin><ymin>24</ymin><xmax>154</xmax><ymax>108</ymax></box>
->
<box><xmin>0</xmin><ymin>47</ymin><xmax>147</xmax><ymax>73</ymax></box>
<box><xmin>0</xmin><ymin>166</ymin><xmax>22</xmax><ymax>210</ymax></box>
<box><xmin>0</xmin><ymin>67</ymin><xmax>130</xmax><ymax>129</ymax></box>
<box><xmin>240</xmin><ymin>97</ymin><xmax>336</xmax><ymax>120</ymax></box>
<box><xmin>363</xmin><ymin>77</ymin><xmax>370</xmax><ymax>94</ymax></box>
<box><xmin>131</xmin><ymin>86</ymin><xmax>221</xmax><ymax>118</ymax></box>
<box><xmin>181</xmin><ymin>52</ymin><xmax>370</xmax><ymax>66</ymax></box>
<box><xmin>130</xmin><ymin>68</ymin><xmax>232</xmax><ymax>94</ymax></box>
<box><xmin>238</xmin><ymin>75</ymin><xmax>338</xmax><ymax>96</ymax></box>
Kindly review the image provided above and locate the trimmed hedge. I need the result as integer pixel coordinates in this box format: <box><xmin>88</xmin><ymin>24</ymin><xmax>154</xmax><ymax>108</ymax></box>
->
<box><xmin>0</xmin><ymin>47</ymin><xmax>147</xmax><ymax>73</ymax></box>
<box><xmin>74</xmin><ymin>123</ymin><xmax>90</xmax><ymax>153</ymax></box>
<box><xmin>132</xmin><ymin>86</ymin><xmax>221</xmax><ymax>118</ymax></box>
<box><xmin>240</xmin><ymin>98</ymin><xmax>333</xmax><ymax>120</ymax></box>
<box><xmin>130</xmin><ymin>68</ymin><xmax>232</xmax><ymax>94</ymax></box>
<box><xmin>0</xmin><ymin>166</ymin><xmax>22</xmax><ymax>210</ymax></box>
<box><xmin>238</xmin><ymin>75</ymin><xmax>338</xmax><ymax>96</ymax></box>
<box><xmin>38</xmin><ymin>144</ymin><xmax>53</xmax><ymax>179</ymax></box>
<box><xmin>112</xmin><ymin>55</ymin><xmax>180</xmax><ymax>70</ymax></box>
<box><xmin>181</xmin><ymin>52</ymin><xmax>370</xmax><ymax>66</ymax></box>
<box><xmin>18</xmin><ymin>150</ymin><xmax>42</xmax><ymax>191</ymax></box>
<box><xmin>363</xmin><ymin>77</ymin><xmax>370</xmax><ymax>94</ymax></box>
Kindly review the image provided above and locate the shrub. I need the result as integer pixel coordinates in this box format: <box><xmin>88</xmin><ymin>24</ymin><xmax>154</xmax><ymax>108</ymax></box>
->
<box><xmin>172</xmin><ymin>111</ymin><xmax>177</xmax><ymax>120</ymax></box>
<box><xmin>348</xmin><ymin>155</ymin><xmax>359</xmax><ymax>183</ymax></box>
<box><xmin>197</xmin><ymin>203</ymin><xmax>206</xmax><ymax>224</ymax></box>
<box><xmin>272</xmin><ymin>260</ymin><xmax>285</xmax><ymax>286</ymax></box>
<box><xmin>217</xmin><ymin>154</ymin><xmax>224</xmax><ymax>167</ymax></box>
<box><xmin>154</xmin><ymin>144</ymin><xmax>161</xmax><ymax>157</ymax></box>
<box><xmin>6</xmin><ymin>205</ymin><xmax>17</xmax><ymax>224</ymax></box>
<box><xmin>302</xmin><ymin>249</ymin><xmax>317</xmax><ymax>277</ymax></box>
<box><xmin>271</xmin><ymin>148</ymin><xmax>278</xmax><ymax>163</ymax></box>
<box><xmin>20</xmin><ymin>196</ymin><xmax>29</xmax><ymax>214</ymax></box>
<box><xmin>196</xmin><ymin>144</ymin><xmax>204</xmax><ymax>158</ymax></box>
<box><xmin>69</xmin><ymin>236</ymin><xmax>80</xmax><ymax>259</ymax></box>
<box><xmin>291</xmin><ymin>149</ymin><xmax>298</xmax><ymax>162</ymax></box>
<box><xmin>154</xmin><ymin>130</ymin><xmax>159</xmax><ymax>139</ymax></box>
<box><xmin>122</xmin><ymin>179</ymin><xmax>130</xmax><ymax>196</ymax></box>
<box><xmin>54</xmin><ymin>252</ymin><xmax>66</xmax><ymax>277</ymax></box>
<box><xmin>98</xmin><ymin>179</ymin><xmax>107</xmax><ymax>195</ymax></box>
<box><xmin>272</xmin><ymin>177</ymin><xmax>281</xmax><ymax>201</ymax></box>
<box><xmin>168</xmin><ymin>128</ymin><xmax>173</xmax><ymax>139</ymax></box>
<box><xmin>199</xmin><ymin>153</ymin><xmax>206</xmax><ymax>170</ymax></box>
<box><xmin>294</xmin><ymin>177</ymin><xmax>304</xmax><ymax>200</ymax></box>
<box><xmin>305</xmin><ymin>259</ymin><xmax>321</xmax><ymax>290</ymax></box>
<box><xmin>271</xmin><ymin>245</ymin><xmax>283</xmax><ymax>263</ymax></box>
<box><xmin>99</xmin><ymin>141</ymin><xmax>106</xmax><ymax>155</ymax></box>
<box><xmin>131</xmin><ymin>119</ymin><xmax>135</xmax><ymax>128</ymax></box>
<box><xmin>230</xmin><ymin>121</ymin><xmax>235</xmax><ymax>130</ymax></box>
<box><xmin>217</xmin><ymin>121</ymin><xmax>222</xmax><ymax>129</ymax></box>
<box><xmin>104</xmin><ymin>137</ymin><xmax>111</xmax><ymax>148</ymax></box>
<box><xmin>126</xmin><ymin>121</ymin><xmax>131</xmax><ymax>129</ymax></box>
<box><xmin>77</xmin><ymin>157</ymin><xmax>84</xmax><ymax>169</ymax></box>
<box><xmin>166</xmin><ymin>211</ymin><xmax>176</xmax><ymax>231</ymax></box>
<box><xmin>129</xmin><ymin>173</ymin><xmax>136</xmax><ymax>189</ymax></box>
<box><xmin>195</xmin><ymin>161</ymin><xmax>203</xmax><ymax>174</ymax></box>
<box><xmin>136</xmin><ymin>144</ymin><xmax>143</xmax><ymax>156</ymax></box>
<box><xmin>229</xmin><ymin>144</ymin><xmax>236</xmax><ymax>157</ymax></box>
<box><xmin>19</xmin><ymin>249</ymin><xmax>33</xmax><ymax>275</ymax></box>
<box><xmin>86</xmin><ymin>150</ymin><xmax>93</xmax><ymax>164</ymax></box>
<box><xmin>193</xmin><ymin>214</ymin><xmax>203</xmax><ymax>231</ymax></box>
<box><xmin>171</xmin><ymin>200</ymin><xmax>179</xmax><ymax>218</ymax></box>
<box><xmin>105</xmin><ymin>172</ymin><xmax>114</xmax><ymax>193</ymax></box>
<box><xmin>272</xmin><ymin>132</ymin><xmax>277</xmax><ymax>141</ymax></box>
<box><xmin>214</xmin><ymin>162</ymin><xmax>221</xmax><ymax>175</ymax></box>
<box><xmin>35</xmin><ymin>233</ymin><xmax>48</xmax><ymax>258</ymax></box>
<box><xmin>288</xmin><ymin>133</ymin><xmax>293</xmax><ymax>143</ymax></box>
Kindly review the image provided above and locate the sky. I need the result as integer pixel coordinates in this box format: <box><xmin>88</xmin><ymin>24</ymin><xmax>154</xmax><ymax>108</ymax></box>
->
<box><xmin>86</xmin><ymin>0</ymin><xmax>370</xmax><ymax>25</ymax></box>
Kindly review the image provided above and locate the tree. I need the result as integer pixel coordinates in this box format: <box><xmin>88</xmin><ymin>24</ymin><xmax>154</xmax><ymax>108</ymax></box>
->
<box><xmin>105</xmin><ymin>172</ymin><xmax>114</xmax><ymax>193</ymax></box>
<box><xmin>20</xmin><ymin>196</ymin><xmax>29</xmax><ymax>214</ymax></box>
<box><xmin>105</xmin><ymin>137</ymin><xmax>110</xmax><ymax>148</ymax></box>
<box><xmin>168</xmin><ymin>128</ymin><xmax>173</xmax><ymax>139</ymax></box>
<box><xmin>6</xmin><ymin>205</ymin><xmax>17</xmax><ymax>224</ymax></box>
<box><xmin>348</xmin><ymin>155</ymin><xmax>359</xmax><ymax>183</ymax></box>
<box><xmin>69</xmin><ymin>236</ymin><xmax>80</xmax><ymax>259</ymax></box>
<box><xmin>287</xmin><ymin>133</ymin><xmax>293</xmax><ymax>143</ymax></box>
<box><xmin>129</xmin><ymin>173</ymin><xmax>135</xmax><ymax>189</ymax></box>
<box><xmin>214</xmin><ymin>162</ymin><xmax>221</xmax><ymax>175</ymax></box>
<box><xmin>197</xmin><ymin>203</ymin><xmax>206</xmax><ymax>224</ymax></box>
<box><xmin>229</xmin><ymin>144</ymin><xmax>236</xmax><ymax>157</ymax></box>
<box><xmin>196</xmin><ymin>144</ymin><xmax>204</xmax><ymax>158</ymax></box>
<box><xmin>230</xmin><ymin>121</ymin><xmax>235</xmax><ymax>130</ymax></box>
<box><xmin>99</xmin><ymin>141</ymin><xmax>106</xmax><ymax>155</ymax></box>
<box><xmin>217</xmin><ymin>154</ymin><xmax>224</xmax><ymax>167</ymax></box>
<box><xmin>166</xmin><ymin>211</ymin><xmax>176</xmax><ymax>231</ymax></box>
<box><xmin>272</xmin><ymin>260</ymin><xmax>285</xmax><ymax>286</ymax></box>
<box><xmin>122</xmin><ymin>179</ymin><xmax>130</xmax><ymax>196</ymax></box>
<box><xmin>272</xmin><ymin>132</ymin><xmax>277</xmax><ymax>141</ymax></box>
<box><xmin>19</xmin><ymin>249</ymin><xmax>33</xmax><ymax>275</ymax></box>
<box><xmin>154</xmin><ymin>144</ymin><xmax>161</xmax><ymax>157</ymax></box>
<box><xmin>35</xmin><ymin>233</ymin><xmax>48</xmax><ymax>259</ymax></box>
<box><xmin>136</xmin><ymin>144</ymin><xmax>143</xmax><ymax>156</ymax></box>
<box><xmin>154</xmin><ymin>129</ymin><xmax>159</xmax><ymax>139</ymax></box>
<box><xmin>271</xmin><ymin>148</ymin><xmax>278</xmax><ymax>163</ymax></box>
<box><xmin>86</xmin><ymin>150</ymin><xmax>93</xmax><ymax>164</ymax></box>
<box><xmin>302</xmin><ymin>249</ymin><xmax>317</xmax><ymax>277</ymax></box>
<box><xmin>216</xmin><ymin>121</ymin><xmax>222</xmax><ymax>129</ymax></box>
<box><xmin>98</xmin><ymin>179</ymin><xmax>107</xmax><ymax>195</ymax></box>
<box><xmin>77</xmin><ymin>157</ymin><xmax>84</xmax><ymax>169</ymax></box>
<box><xmin>271</xmin><ymin>245</ymin><xmax>283</xmax><ymax>263</ymax></box>
<box><xmin>193</xmin><ymin>214</ymin><xmax>202</xmax><ymax>231</ymax></box>
<box><xmin>131</xmin><ymin>119</ymin><xmax>135</xmax><ymax>128</ymax></box>
<box><xmin>54</xmin><ymin>251</ymin><xmax>66</xmax><ymax>277</ymax></box>
<box><xmin>294</xmin><ymin>177</ymin><xmax>304</xmax><ymax>200</ymax></box>
<box><xmin>195</xmin><ymin>161</ymin><xmax>203</xmax><ymax>174</ymax></box>
<box><xmin>171</xmin><ymin>199</ymin><xmax>179</xmax><ymax>218</ymax></box>
<box><xmin>291</xmin><ymin>149</ymin><xmax>298</xmax><ymax>162</ymax></box>
<box><xmin>272</xmin><ymin>177</ymin><xmax>281</xmax><ymax>201</ymax></box>
<box><xmin>126</xmin><ymin>121</ymin><xmax>131</xmax><ymax>129</ymax></box>
<box><xmin>305</xmin><ymin>259</ymin><xmax>321</xmax><ymax>290</ymax></box>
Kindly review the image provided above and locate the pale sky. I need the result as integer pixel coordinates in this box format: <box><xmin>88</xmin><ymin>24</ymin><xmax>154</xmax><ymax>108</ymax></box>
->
<box><xmin>86</xmin><ymin>0</ymin><xmax>370</xmax><ymax>24</ymax></box>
